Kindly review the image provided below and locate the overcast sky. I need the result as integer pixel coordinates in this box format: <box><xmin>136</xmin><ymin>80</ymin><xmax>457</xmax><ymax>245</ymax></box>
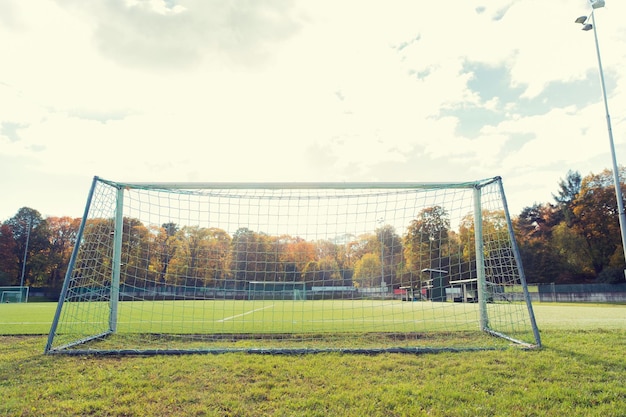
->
<box><xmin>1</xmin><ymin>0</ymin><xmax>625</xmax><ymax>222</ymax></box>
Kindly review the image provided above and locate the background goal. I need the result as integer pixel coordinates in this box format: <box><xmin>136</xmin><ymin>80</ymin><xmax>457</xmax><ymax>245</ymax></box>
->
<box><xmin>46</xmin><ymin>176</ymin><xmax>540</xmax><ymax>354</ymax></box>
<box><xmin>0</xmin><ymin>286</ymin><xmax>29</xmax><ymax>303</ymax></box>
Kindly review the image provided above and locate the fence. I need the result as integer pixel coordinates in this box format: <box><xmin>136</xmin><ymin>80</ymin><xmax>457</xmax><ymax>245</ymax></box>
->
<box><xmin>24</xmin><ymin>283</ymin><xmax>626</xmax><ymax>303</ymax></box>
<box><xmin>536</xmin><ymin>283</ymin><xmax>626</xmax><ymax>303</ymax></box>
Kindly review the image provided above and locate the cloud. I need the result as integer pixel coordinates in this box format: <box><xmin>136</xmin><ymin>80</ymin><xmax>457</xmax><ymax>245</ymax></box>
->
<box><xmin>59</xmin><ymin>0</ymin><xmax>303</xmax><ymax>70</ymax></box>
<box><xmin>1</xmin><ymin>0</ymin><xmax>626</xmax><ymax>221</ymax></box>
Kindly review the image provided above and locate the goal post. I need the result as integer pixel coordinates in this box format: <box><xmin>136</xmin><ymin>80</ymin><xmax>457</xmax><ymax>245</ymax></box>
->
<box><xmin>45</xmin><ymin>176</ymin><xmax>541</xmax><ymax>355</ymax></box>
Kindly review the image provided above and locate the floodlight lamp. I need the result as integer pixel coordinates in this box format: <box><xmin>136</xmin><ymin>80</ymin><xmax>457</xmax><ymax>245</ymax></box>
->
<box><xmin>575</xmin><ymin>16</ymin><xmax>588</xmax><ymax>24</ymax></box>
<box><xmin>582</xmin><ymin>24</ymin><xmax>593</xmax><ymax>31</ymax></box>
<box><xmin>589</xmin><ymin>0</ymin><xmax>605</xmax><ymax>9</ymax></box>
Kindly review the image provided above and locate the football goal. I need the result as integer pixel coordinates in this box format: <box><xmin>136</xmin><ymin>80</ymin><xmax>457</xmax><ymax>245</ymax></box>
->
<box><xmin>45</xmin><ymin>176</ymin><xmax>541</xmax><ymax>355</ymax></box>
<box><xmin>0</xmin><ymin>286</ymin><xmax>29</xmax><ymax>303</ymax></box>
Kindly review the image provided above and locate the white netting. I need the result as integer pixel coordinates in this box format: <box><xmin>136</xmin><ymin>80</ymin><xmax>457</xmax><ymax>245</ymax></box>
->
<box><xmin>46</xmin><ymin>177</ymin><xmax>540</xmax><ymax>354</ymax></box>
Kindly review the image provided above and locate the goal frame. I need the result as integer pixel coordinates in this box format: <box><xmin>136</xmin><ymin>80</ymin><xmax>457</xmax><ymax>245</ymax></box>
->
<box><xmin>0</xmin><ymin>286</ymin><xmax>29</xmax><ymax>303</ymax></box>
<box><xmin>45</xmin><ymin>176</ymin><xmax>541</xmax><ymax>355</ymax></box>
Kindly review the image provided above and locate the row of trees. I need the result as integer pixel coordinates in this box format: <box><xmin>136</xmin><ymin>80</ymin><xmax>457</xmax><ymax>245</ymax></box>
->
<box><xmin>0</xmin><ymin>212</ymin><xmax>79</xmax><ymax>290</ymax></box>
<box><xmin>1</xmin><ymin>206</ymin><xmax>501</xmax><ymax>291</ymax></box>
<box><xmin>1</xmin><ymin>168</ymin><xmax>625</xmax><ymax>289</ymax></box>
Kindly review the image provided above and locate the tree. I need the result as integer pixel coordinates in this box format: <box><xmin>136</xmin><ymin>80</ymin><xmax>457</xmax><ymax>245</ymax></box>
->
<box><xmin>550</xmin><ymin>222</ymin><xmax>594</xmax><ymax>280</ymax></box>
<box><xmin>353</xmin><ymin>253</ymin><xmax>381</xmax><ymax>288</ymax></box>
<box><xmin>571</xmin><ymin>168</ymin><xmax>626</xmax><ymax>274</ymax></box>
<box><xmin>345</xmin><ymin>234</ymin><xmax>377</xmax><ymax>266</ymax></box>
<box><xmin>230</xmin><ymin>228</ymin><xmax>275</xmax><ymax>287</ymax></box>
<box><xmin>45</xmin><ymin>216</ymin><xmax>81</xmax><ymax>289</ymax></box>
<box><xmin>514</xmin><ymin>203</ymin><xmax>571</xmax><ymax>283</ymax></box>
<box><xmin>516</xmin><ymin>203</ymin><xmax>559</xmax><ymax>241</ymax></box>
<box><xmin>119</xmin><ymin>217</ymin><xmax>155</xmax><ymax>286</ymax></box>
<box><xmin>205</xmin><ymin>227</ymin><xmax>232</xmax><ymax>284</ymax></box>
<box><xmin>512</xmin><ymin>170</ymin><xmax>626</xmax><ymax>283</ymax></box>
<box><xmin>458</xmin><ymin>209</ymin><xmax>520</xmax><ymax>284</ymax></box>
<box><xmin>3</xmin><ymin>208</ymin><xmax>50</xmax><ymax>286</ymax></box>
<box><xmin>166</xmin><ymin>225</ymin><xmax>231</xmax><ymax>286</ymax></box>
<box><xmin>155</xmin><ymin>222</ymin><xmax>179</xmax><ymax>284</ymax></box>
<box><xmin>553</xmin><ymin>170</ymin><xmax>581</xmax><ymax>227</ymax></box>
<box><xmin>279</xmin><ymin>236</ymin><xmax>316</xmax><ymax>281</ymax></box>
<box><xmin>404</xmin><ymin>206</ymin><xmax>450</xmax><ymax>274</ymax></box>
<box><xmin>0</xmin><ymin>223</ymin><xmax>18</xmax><ymax>285</ymax></box>
<box><xmin>301</xmin><ymin>257</ymin><xmax>341</xmax><ymax>287</ymax></box>
<box><xmin>376</xmin><ymin>224</ymin><xmax>403</xmax><ymax>288</ymax></box>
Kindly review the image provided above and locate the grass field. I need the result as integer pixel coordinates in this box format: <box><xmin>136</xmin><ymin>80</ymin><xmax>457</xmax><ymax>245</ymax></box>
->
<box><xmin>5</xmin><ymin>299</ymin><xmax>541</xmax><ymax>353</ymax></box>
<box><xmin>3</xmin><ymin>299</ymin><xmax>497</xmax><ymax>334</ymax></box>
<box><xmin>1</xmin><ymin>302</ymin><xmax>625</xmax><ymax>416</ymax></box>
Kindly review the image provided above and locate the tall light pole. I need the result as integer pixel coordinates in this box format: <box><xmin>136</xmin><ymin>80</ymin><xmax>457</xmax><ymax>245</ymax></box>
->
<box><xmin>19</xmin><ymin>215</ymin><xmax>32</xmax><ymax>300</ymax></box>
<box><xmin>576</xmin><ymin>0</ymin><xmax>626</xmax><ymax>280</ymax></box>
<box><xmin>377</xmin><ymin>217</ymin><xmax>386</xmax><ymax>289</ymax></box>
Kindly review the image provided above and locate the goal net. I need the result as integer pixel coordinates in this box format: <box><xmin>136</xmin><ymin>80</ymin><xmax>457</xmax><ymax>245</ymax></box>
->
<box><xmin>45</xmin><ymin>176</ymin><xmax>540</xmax><ymax>354</ymax></box>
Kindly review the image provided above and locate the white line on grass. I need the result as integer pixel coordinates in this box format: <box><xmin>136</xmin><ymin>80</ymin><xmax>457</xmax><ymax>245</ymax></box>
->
<box><xmin>217</xmin><ymin>304</ymin><xmax>275</xmax><ymax>322</ymax></box>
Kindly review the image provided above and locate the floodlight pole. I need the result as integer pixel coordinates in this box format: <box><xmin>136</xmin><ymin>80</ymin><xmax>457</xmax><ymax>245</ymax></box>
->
<box><xmin>579</xmin><ymin>2</ymin><xmax>626</xmax><ymax>280</ymax></box>
<box><xmin>377</xmin><ymin>217</ymin><xmax>386</xmax><ymax>289</ymax></box>
<box><xmin>19</xmin><ymin>216</ymin><xmax>32</xmax><ymax>293</ymax></box>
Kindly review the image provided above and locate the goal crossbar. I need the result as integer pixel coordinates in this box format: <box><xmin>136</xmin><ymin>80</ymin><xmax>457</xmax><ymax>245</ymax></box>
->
<box><xmin>98</xmin><ymin>176</ymin><xmax>501</xmax><ymax>191</ymax></box>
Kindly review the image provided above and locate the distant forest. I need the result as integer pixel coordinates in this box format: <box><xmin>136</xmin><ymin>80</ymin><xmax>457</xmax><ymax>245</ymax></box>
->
<box><xmin>1</xmin><ymin>168</ymin><xmax>626</xmax><ymax>290</ymax></box>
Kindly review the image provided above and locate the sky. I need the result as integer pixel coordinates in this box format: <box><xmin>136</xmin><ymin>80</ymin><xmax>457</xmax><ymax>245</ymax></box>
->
<box><xmin>1</xmin><ymin>0</ymin><xmax>626</xmax><ymax>223</ymax></box>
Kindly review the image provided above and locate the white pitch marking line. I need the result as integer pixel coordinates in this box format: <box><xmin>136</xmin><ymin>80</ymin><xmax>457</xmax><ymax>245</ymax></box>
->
<box><xmin>217</xmin><ymin>304</ymin><xmax>275</xmax><ymax>322</ymax></box>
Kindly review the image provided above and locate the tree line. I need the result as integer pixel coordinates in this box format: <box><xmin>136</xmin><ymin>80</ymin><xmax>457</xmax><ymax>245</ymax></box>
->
<box><xmin>1</xmin><ymin>168</ymin><xmax>625</xmax><ymax>290</ymax></box>
<box><xmin>0</xmin><ymin>207</ymin><xmax>504</xmax><ymax>292</ymax></box>
<box><xmin>515</xmin><ymin>168</ymin><xmax>626</xmax><ymax>284</ymax></box>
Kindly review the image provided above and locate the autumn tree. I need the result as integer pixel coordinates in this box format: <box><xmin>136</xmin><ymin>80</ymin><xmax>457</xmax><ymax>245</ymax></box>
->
<box><xmin>118</xmin><ymin>217</ymin><xmax>156</xmax><ymax>286</ymax></box>
<box><xmin>302</xmin><ymin>256</ymin><xmax>342</xmax><ymax>287</ymax></box>
<box><xmin>551</xmin><ymin>221</ymin><xmax>594</xmax><ymax>280</ymax></box>
<box><xmin>570</xmin><ymin>168</ymin><xmax>626</xmax><ymax>277</ymax></box>
<box><xmin>315</xmin><ymin>238</ymin><xmax>357</xmax><ymax>286</ymax></box>
<box><xmin>45</xmin><ymin>216</ymin><xmax>81</xmax><ymax>289</ymax></box>
<box><xmin>404</xmin><ymin>206</ymin><xmax>450</xmax><ymax>275</ymax></box>
<box><xmin>230</xmin><ymin>228</ymin><xmax>277</xmax><ymax>287</ymax></box>
<box><xmin>514</xmin><ymin>203</ymin><xmax>571</xmax><ymax>283</ymax></box>
<box><xmin>352</xmin><ymin>253</ymin><xmax>381</xmax><ymax>288</ymax></box>
<box><xmin>204</xmin><ymin>227</ymin><xmax>232</xmax><ymax>284</ymax></box>
<box><xmin>153</xmin><ymin>222</ymin><xmax>179</xmax><ymax>284</ymax></box>
<box><xmin>345</xmin><ymin>234</ymin><xmax>376</xmax><ymax>267</ymax></box>
<box><xmin>3</xmin><ymin>208</ymin><xmax>50</xmax><ymax>286</ymax></box>
<box><xmin>0</xmin><ymin>223</ymin><xmax>18</xmax><ymax>285</ymax></box>
<box><xmin>376</xmin><ymin>224</ymin><xmax>403</xmax><ymax>288</ymax></box>
<box><xmin>458</xmin><ymin>209</ymin><xmax>519</xmax><ymax>283</ymax></box>
<box><xmin>279</xmin><ymin>236</ymin><xmax>316</xmax><ymax>282</ymax></box>
<box><xmin>553</xmin><ymin>170</ymin><xmax>581</xmax><ymax>227</ymax></box>
<box><xmin>165</xmin><ymin>225</ymin><xmax>231</xmax><ymax>287</ymax></box>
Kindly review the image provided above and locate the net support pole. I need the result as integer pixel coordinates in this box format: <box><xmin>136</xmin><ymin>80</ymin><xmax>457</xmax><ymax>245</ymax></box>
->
<box><xmin>45</xmin><ymin>176</ymin><xmax>99</xmax><ymax>353</ymax></box>
<box><xmin>496</xmin><ymin>178</ymin><xmax>542</xmax><ymax>347</ymax></box>
<box><xmin>109</xmin><ymin>185</ymin><xmax>124</xmax><ymax>333</ymax></box>
<box><xmin>473</xmin><ymin>186</ymin><xmax>489</xmax><ymax>331</ymax></box>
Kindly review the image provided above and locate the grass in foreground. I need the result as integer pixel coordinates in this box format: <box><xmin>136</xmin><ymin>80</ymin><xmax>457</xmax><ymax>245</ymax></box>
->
<box><xmin>1</xmin><ymin>329</ymin><xmax>625</xmax><ymax>416</ymax></box>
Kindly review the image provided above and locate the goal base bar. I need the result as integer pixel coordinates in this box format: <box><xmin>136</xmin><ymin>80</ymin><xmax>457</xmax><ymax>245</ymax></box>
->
<box><xmin>44</xmin><ymin>330</ymin><xmax>539</xmax><ymax>355</ymax></box>
<box><xmin>484</xmin><ymin>328</ymin><xmax>540</xmax><ymax>349</ymax></box>
<box><xmin>45</xmin><ymin>346</ymin><xmax>505</xmax><ymax>356</ymax></box>
<box><xmin>45</xmin><ymin>330</ymin><xmax>113</xmax><ymax>354</ymax></box>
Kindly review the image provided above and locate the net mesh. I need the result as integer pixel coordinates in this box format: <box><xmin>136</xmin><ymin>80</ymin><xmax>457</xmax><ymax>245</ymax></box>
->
<box><xmin>46</xmin><ymin>177</ymin><xmax>539</xmax><ymax>354</ymax></box>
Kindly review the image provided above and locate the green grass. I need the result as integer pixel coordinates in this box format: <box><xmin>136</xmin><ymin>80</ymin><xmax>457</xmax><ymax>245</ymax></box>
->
<box><xmin>4</xmin><ymin>299</ymin><xmax>542</xmax><ymax>352</ymax></box>
<box><xmin>1</xmin><ymin>302</ymin><xmax>625</xmax><ymax>416</ymax></box>
<box><xmin>0</xmin><ymin>302</ymin><xmax>57</xmax><ymax>334</ymax></box>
